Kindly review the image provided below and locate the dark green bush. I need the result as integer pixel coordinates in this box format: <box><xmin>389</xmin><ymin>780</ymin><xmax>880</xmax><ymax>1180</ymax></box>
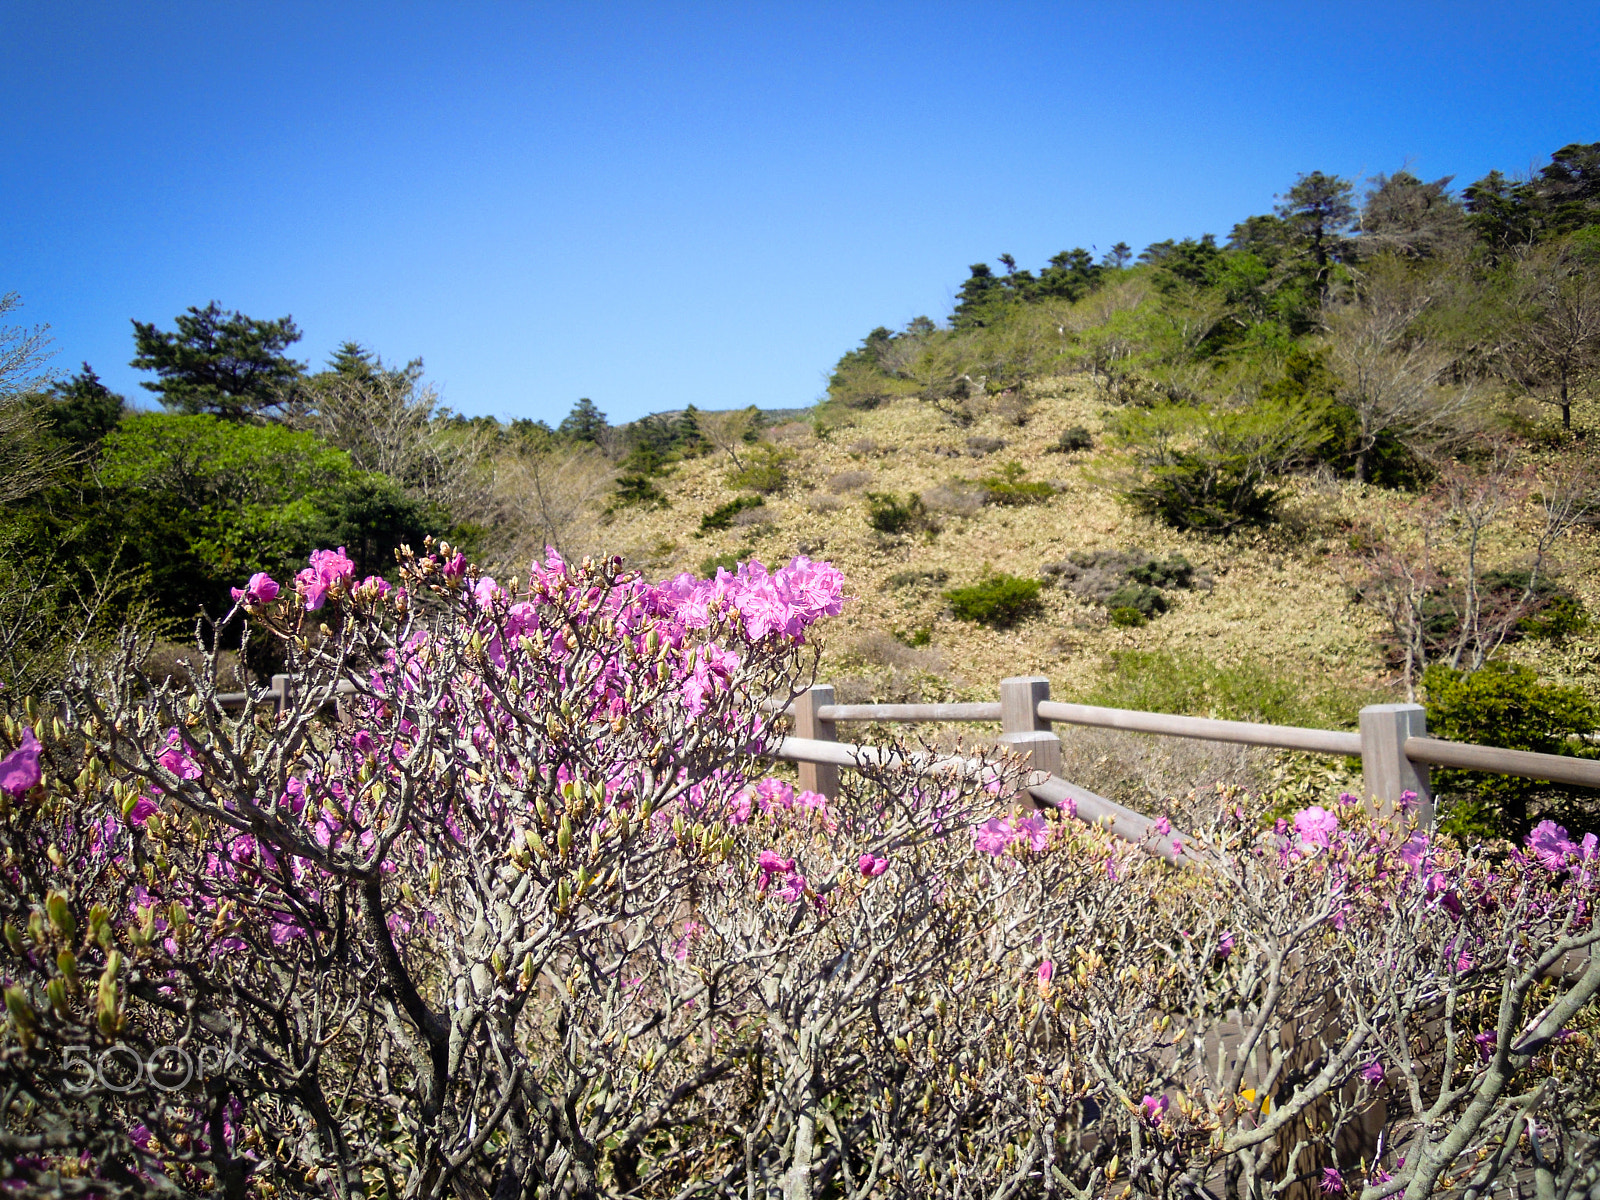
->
<box><xmin>1051</xmin><ymin>426</ymin><xmax>1093</xmax><ymax>453</ymax></box>
<box><xmin>726</xmin><ymin>444</ymin><xmax>794</xmax><ymax>494</ymax></box>
<box><xmin>699</xmin><ymin>495</ymin><xmax>764</xmax><ymax>533</ymax></box>
<box><xmin>1423</xmin><ymin>661</ymin><xmax>1600</xmax><ymax>840</ymax></box>
<box><xmin>978</xmin><ymin>462</ymin><xmax>1054</xmax><ymax>506</ymax></box>
<box><xmin>1109</xmin><ymin>606</ymin><xmax>1147</xmax><ymax>628</ymax></box>
<box><xmin>1105</xmin><ymin>581</ymin><xmax>1168</xmax><ymax>618</ymax></box>
<box><xmin>945</xmin><ymin>574</ymin><xmax>1043</xmax><ymax>627</ymax></box>
<box><xmin>865</xmin><ymin>492</ymin><xmax>927</xmax><ymax>535</ymax></box>
<box><xmin>1125</xmin><ymin>554</ymin><xmax>1195</xmax><ymax>590</ymax></box>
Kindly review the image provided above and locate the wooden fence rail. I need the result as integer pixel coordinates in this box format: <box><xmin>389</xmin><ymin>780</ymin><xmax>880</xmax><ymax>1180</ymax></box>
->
<box><xmin>776</xmin><ymin>675</ymin><xmax>1600</xmax><ymax>831</ymax></box>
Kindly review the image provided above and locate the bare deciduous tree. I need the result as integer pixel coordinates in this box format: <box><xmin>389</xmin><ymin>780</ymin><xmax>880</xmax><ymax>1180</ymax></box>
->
<box><xmin>1498</xmin><ymin>241</ymin><xmax>1600</xmax><ymax>431</ymax></box>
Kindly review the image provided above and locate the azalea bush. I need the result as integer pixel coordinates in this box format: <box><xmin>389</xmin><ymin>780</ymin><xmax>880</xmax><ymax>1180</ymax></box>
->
<box><xmin>2</xmin><ymin>543</ymin><xmax>1599</xmax><ymax>1200</ymax></box>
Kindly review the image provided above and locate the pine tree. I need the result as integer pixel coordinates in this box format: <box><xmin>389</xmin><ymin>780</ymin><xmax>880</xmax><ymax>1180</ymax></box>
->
<box><xmin>557</xmin><ymin>398</ymin><xmax>609</xmax><ymax>443</ymax></box>
<box><xmin>129</xmin><ymin>301</ymin><xmax>306</xmax><ymax>420</ymax></box>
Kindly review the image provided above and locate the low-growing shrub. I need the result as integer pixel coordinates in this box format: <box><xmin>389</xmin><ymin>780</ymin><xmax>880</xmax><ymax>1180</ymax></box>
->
<box><xmin>978</xmin><ymin>461</ymin><xmax>1054</xmax><ymax>506</ymax></box>
<box><xmin>864</xmin><ymin>491</ymin><xmax>927</xmax><ymax>535</ymax></box>
<box><xmin>1043</xmin><ymin>550</ymin><xmax>1210</xmax><ymax>622</ymax></box>
<box><xmin>1105</xmin><ymin>581</ymin><xmax>1167</xmax><ymax>618</ymax></box>
<box><xmin>1109</xmin><ymin>605</ymin><xmax>1147</xmax><ymax>628</ymax></box>
<box><xmin>1423</xmin><ymin>661</ymin><xmax>1600</xmax><ymax>840</ymax></box>
<box><xmin>699</xmin><ymin>495</ymin><xmax>765</xmax><ymax>533</ymax></box>
<box><xmin>698</xmin><ymin>551</ymin><xmax>742</xmax><ymax>576</ymax></box>
<box><xmin>945</xmin><ymin>573</ymin><xmax>1044</xmax><ymax>627</ymax></box>
<box><xmin>1050</xmin><ymin>425</ymin><xmax>1093</xmax><ymax>453</ymax></box>
<box><xmin>726</xmin><ymin>442</ymin><xmax>794</xmax><ymax>493</ymax></box>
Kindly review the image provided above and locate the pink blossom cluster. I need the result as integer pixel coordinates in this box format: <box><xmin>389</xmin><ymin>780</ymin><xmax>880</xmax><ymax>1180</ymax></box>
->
<box><xmin>973</xmin><ymin>811</ymin><xmax>1052</xmax><ymax>857</ymax></box>
<box><xmin>652</xmin><ymin>556</ymin><xmax>846</xmax><ymax>642</ymax></box>
<box><xmin>757</xmin><ymin>849</ymin><xmax>808</xmax><ymax>903</ymax></box>
<box><xmin>296</xmin><ymin>547</ymin><xmax>356</xmax><ymax>611</ymax></box>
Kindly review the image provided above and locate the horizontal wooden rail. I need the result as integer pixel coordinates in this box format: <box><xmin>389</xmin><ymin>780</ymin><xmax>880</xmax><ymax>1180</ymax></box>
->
<box><xmin>1404</xmin><ymin>737</ymin><xmax>1600</xmax><ymax>789</ymax></box>
<box><xmin>774</xmin><ymin>736</ymin><xmax>988</xmax><ymax>779</ymax></box>
<box><xmin>1035</xmin><ymin>700</ymin><xmax>1363</xmax><ymax>757</ymax></box>
<box><xmin>815</xmin><ymin>701</ymin><xmax>1003</xmax><ymax>722</ymax></box>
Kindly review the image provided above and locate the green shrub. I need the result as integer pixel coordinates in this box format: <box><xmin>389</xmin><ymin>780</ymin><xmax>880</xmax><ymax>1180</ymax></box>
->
<box><xmin>978</xmin><ymin>462</ymin><xmax>1054</xmax><ymax>506</ymax></box>
<box><xmin>1521</xmin><ymin>592</ymin><xmax>1588</xmax><ymax>639</ymax></box>
<box><xmin>865</xmin><ymin>492</ymin><xmax>927</xmax><ymax>535</ymax></box>
<box><xmin>726</xmin><ymin>444</ymin><xmax>794</xmax><ymax>494</ymax></box>
<box><xmin>1109</xmin><ymin>606</ymin><xmax>1147</xmax><ymax>628</ymax></box>
<box><xmin>894</xmin><ymin>626</ymin><xmax>933</xmax><ymax>647</ymax></box>
<box><xmin>1099</xmin><ymin>399</ymin><xmax>1323</xmax><ymax>534</ymax></box>
<box><xmin>1105</xmin><ymin>582</ymin><xmax>1167</xmax><ymax>618</ymax></box>
<box><xmin>1051</xmin><ymin>426</ymin><xmax>1093</xmax><ymax>453</ymax></box>
<box><xmin>944</xmin><ymin>574</ymin><xmax>1043</xmax><ymax>627</ymax></box>
<box><xmin>699</xmin><ymin>495</ymin><xmax>764</xmax><ymax>533</ymax></box>
<box><xmin>1125</xmin><ymin>553</ymin><xmax>1195</xmax><ymax>590</ymax></box>
<box><xmin>611</xmin><ymin>473</ymin><xmax>668</xmax><ymax>510</ymax></box>
<box><xmin>698</xmin><ymin>552</ymin><xmax>742</xmax><ymax>576</ymax></box>
<box><xmin>1423</xmin><ymin>661</ymin><xmax>1599</xmax><ymax>840</ymax></box>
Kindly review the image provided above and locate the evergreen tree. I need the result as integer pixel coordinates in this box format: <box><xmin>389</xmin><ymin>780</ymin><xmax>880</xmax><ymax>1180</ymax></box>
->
<box><xmin>1102</xmin><ymin>242</ymin><xmax>1132</xmax><ymax>269</ymax></box>
<box><xmin>557</xmin><ymin>397</ymin><xmax>609</xmax><ymax>443</ymax></box>
<box><xmin>1358</xmin><ymin>171</ymin><xmax>1468</xmax><ymax>259</ymax></box>
<box><xmin>952</xmin><ymin>264</ymin><xmax>1005</xmax><ymax>329</ymax></box>
<box><xmin>1274</xmin><ymin>171</ymin><xmax>1356</xmax><ymax>283</ymax></box>
<box><xmin>129</xmin><ymin>301</ymin><xmax>306</xmax><ymax>420</ymax></box>
<box><xmin>43</xmin><ymin>364</ymin><xmax>124</xmax><ymax>450</ymax></box>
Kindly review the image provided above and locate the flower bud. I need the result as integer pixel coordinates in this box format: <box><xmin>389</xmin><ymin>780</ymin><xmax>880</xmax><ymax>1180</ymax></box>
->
<box><xmin>47</xmin><ymin>977</ymin><xmax>69</xmax><ymax>1017</ymax></box>
<box><xmin>45</xmin><ymin>892</ymin><xmax>75</xmax><ymax>941</ymax></box>
<box><xmin>97</xmin><ymin>951</ymin><xmax>122</xmax><ymax>1036</ymax></box>
<box><xmin>4</xmin><ymin>986</ymin><xmax>38</xmax><ymax>1048</ymax></box>
<box><xmin>56</xmin><ymin>949</ymin><xmax>79</xmax><ymax>986</ymax></box>
<box><xmin>557</xmin><ymin>816</ymin><xmax>573</xmax><ymax>857</ymax></box>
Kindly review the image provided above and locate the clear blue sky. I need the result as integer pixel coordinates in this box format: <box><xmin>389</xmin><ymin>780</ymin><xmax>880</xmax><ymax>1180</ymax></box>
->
<box><xmin>3</xmin><ymin>1</ymin><xmax>1596</xmax><ymax>425</ymax></box>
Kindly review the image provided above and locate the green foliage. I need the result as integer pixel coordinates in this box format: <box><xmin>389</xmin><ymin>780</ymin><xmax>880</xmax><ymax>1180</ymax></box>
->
<box><xmin>1051</xmin><ymin>426</ymin><xmax>1093</xmax><ymax>453</ymax></box>
<box><xmin>38</xmin><ymin>364</ymin><xmax>124</xmax><ymax>450</ymax></box>
<box><xmin>610</xmin><ymin>473</ymin><xmax>668</xmax><ymax>510</ymax></box>
<box><xmin>725</xmin><ymin>443</ymin><xmax>794</xmax><ymax>494</ymax></box>
<box><xmin>864</xmin><ymin>492</ymin><xmax>926</xmax><ymax>535</ymax></box>
<box><xmin>1423</xmin><ymin>662</ymin><xmax>1600</xmax><ymax>840</ymax></box>
<box><xmin>1105</xmin><ymin>582</ymin><xmax>1167</xmax><ymax>618</ymax></box>
<box><xmin>1085</xmin><ymin>649</ymin><xmax>1373</xmax><ymax>729</ymax></box>
<box><xmin>1125</xmin><ymin>554</ymin><xmax>1196</xmax><ymax>590</ymax></box>
<box><xmin>699</xmin><ymin>495</ymin><xmax>764</xmax><ymax>533</ymax></box>
<box><xmin>1109</xmin><ymin>606</ymin><xmax>1147</xmax><ymax>628</ymax></box>
<box><xmin>944</xmin><ymin>574</ymin><xmax>1043</xmax><ymax>628</ymax></box>
<box><xmin>698</xmin><ymin>552</ymin><xmax>742</xmax><ymax>577</ymax></box>
<box><xmin>557</xmin><ymin>398</ymin><xmax>609</xmax><ymax>443</ymax></box>
<box><xmin>977</xmin><ymin>462</ymin><xmax>1054</xmax><ymax>506</ymax></box>
<box><xmin>129</xmin><ymin>301</ymin><xmax>306</xmax><ymax>420</ymax></box>
<box><xmin>894</xmin><ymin>626</ymin><xmax>933</xmax><ymax>647</ymax></box>
<box><xmin>1101</xmin><ymin>398</ymin><xmax>1322</xmax><ymax>534</ymax></box>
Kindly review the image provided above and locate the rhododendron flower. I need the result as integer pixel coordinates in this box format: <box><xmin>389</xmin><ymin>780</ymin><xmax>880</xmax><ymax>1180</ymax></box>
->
<box><xmin>0</xmin><ymin>728</ymin><xmax>41</xmax><ymax>796</ymax></box>
<box><xmin>230</xmin><ymin>572</ymin><xmax>280</xmax><ymax>606</ymax></box>
<box><xmin>158</xmin><ymin>729</ymin><xmax>202</xmax><ymax>781</ymax></box>
<box><xmin>440</xmin><ymin>551</ymin><xmax>467</xmax><ymax>579</ymax></box>
<box><xmin>1321</xmin><ymin>1167</ymin><xmax>1344</xmax><ymax>1193</ymax></box>
<box><xmin>1015</xmin><ymin>812</ymin><xmax>1050</xmax><ymax>851</ymax></box>
<box><xmin>297</xmin><ymin>547</ymin><xmax>356</xmax><ymax>611</ymax></box>
<box><xmin>126</xmin><ymin>795</ymin><xmax>159</xmax><ymax>826</ymax></box>
<box><xmin>1397</xmin><ymin>789</ymin><xmax>1420</xmax><ymax>813</ymax></box>
<box><xmin>777</xmin><ymin>870</ymin><xmax>808</xmax><ymax>904</ymax></box>
<box><xmin>1361</xmin><ymin>1061</ymin><xmax>1385</xmax><ymax>1084</ymax></box>
<box><xmin>757</xmin><ymin>849</ymin><xmax>794</xmax><ymax>891</ymax></box>
<box><xmin>1475</xmin><ymin>1030</ymin><xmax>1497</xmax><ymax>1061</ymax></box>
<box><xmin>1037</xmin><ymin>959</ymin><xmax>1054</xmax><ymax>989</ymax></box>
<box><xmin>858</xmin><ymin>853</ymin><xmax>888</xmax><ymax>877</ymax></box>
<box><xmin>1399</xmin><ymin>832</ymin><xmax>1430</xmax><ymax>870</ymax></box>
<box><xmin>1528</xmin><ymin>820</ymin><xmax>1579</xmax><ymax>871</ymax></box>
<box><xmin>1153</xmin><ymin>815</ymin><xmax>1171</xmax><ymax>836</ymax></box>
<box><xmin>1293</xmin><ymin>806</ymin><xmax>1339</xmax><ymax>849</ymax></box>
<box><xmin>974</xmin><ymin>817</ymin><xmax>1014</xmax><ymax>857</ymax></box>
<box><xmin>1216</xmin><ymin>931</ymin><xmax>1235</xmax><ymax>959</ymax></box>
<box><xmin>351</xmin><ymin>730</ymin><xmax>377</xmax><ymax>758</ymax></box>
<box><xmin>1139</xmin><ymin>1094</ymin><xmax>1169</xmax><ymax>1125</ymax></box>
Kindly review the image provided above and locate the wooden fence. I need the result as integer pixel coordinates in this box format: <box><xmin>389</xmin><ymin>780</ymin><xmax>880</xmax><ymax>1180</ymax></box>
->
<box><xmin>222</xmin><ymin>671</ymin><xmax>1600</xmax><ymax>858</ymax></box>
<box><xmin>774</xmin><ymin>676</ymin><xmax>1600</xmax><ymax>857</ymax></box>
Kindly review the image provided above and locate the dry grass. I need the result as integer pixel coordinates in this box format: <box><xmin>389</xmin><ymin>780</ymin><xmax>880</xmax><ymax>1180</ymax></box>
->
<box><xmin>586</xmin><ymin>378</ymin><xmax>1600</xmax><ymax>811</ymax></box>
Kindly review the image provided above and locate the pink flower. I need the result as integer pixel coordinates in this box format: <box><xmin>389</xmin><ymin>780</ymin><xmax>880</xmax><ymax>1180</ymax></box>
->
<box><xmin>974</xmin><ymin>817</ymin><xmax>1015</xmax><ymax>857</ymax></box>
<box><xmin>777</xmin><ymin>871</ymin><xmax>808</xmax><ymax>904</ymax></box>
<box><xmin>1139</xmin><ymin>1094</ymin><xmax>1169</xmax><ymax>1126</ymax></box>
<box><xmin>1474</xmin><ymin>1030</ymin><xmax>1497</xmax><ymax>1061</ymax></box>
<box><xmin>757</xmin><ymin>849</ymin><xmax>794</xmax><ymax>892</ymax></box>
<box><xmin>127</xmin><ymin>795</ymin><xmax>159</xmax><ymax>826</ymax></box>
<box><xmin>1321</xmin><ymin>1167</ymin><xmax>1344</xmax><ymax>1194</ymax></box>
<box><xmin>1171</xmin><ymin>839</ymin><xmax>1184</xmax><ymax>856</ymax></box>
<box><xmin>0</xmin><ymin>728</ymin><xmax>41</xmax><ymax>797</ymax></box>
<box><xmin>1037</xmin><ymin>959</ymin><xmax>1054</xmax><ymax>986</ymax></box>
<box><xmin>230</xmin><ymin>571</ymin><xmax>281</xmax><ymax>606</ymax></box>
<box><xmin>1527</xmin><ymin>821</ymin><xmax>1579</xmax><ymax>871</ymax></box>
<box><xmin>1293</xmin><ymin>805</ymin><xmax>1339</xmax><ymax>850</ymax></box>
<box><xmin>1582</xmin><ymin>832</ymin><xmax>1598</xmax><ymax>861</ymax></box>
<box><xmin>351</xmin><ymin>730</ymin><xmax>376</xmax><ymax>758</ymax></box>
<box><xmin>1397</xmin><ymin>789</ymin><xmax>1420</xmax><ymax>813</ymax></box>
<box><xmin>1216</xmin><ymin>931</ymin><xmax>1235</xmax><ymax>960</ymax></box>
<box><xmin>1398</xmin><ymin>832</ymin><xmax>1430</xmax><ymax>870</ymax></box>
<box><xmin>1016</xmin><ymin>812</ymin><xmax>1051</xmax><ymax>851</ymax></box>
<box><xmin>1153</xmin><ymin>815</ymin><xmax>1172</xmax><ymax>836</ymax></box>
<box><xmin>440</xmin><ymin>552</ymin><xmax>467</xmax><ymax>579</ymax></box>
<box><xmin>1361</xmin><ymin>1061</ymin><xmax>1385</xmax><ymax>1084</ymax></box>
<box><xmin>296</xmin><ymin>547</ymin><xmax>356</xmax><ymax>611</ymax></box>
<box><xmin>858</xmin><ymin>853</ymin><xmax>889</xmax><ymax>877</ymax></box>
<box><xmin>157</xmin><ymin>729</ymin><xmax>202</xmax><ymax>781</ymax></box>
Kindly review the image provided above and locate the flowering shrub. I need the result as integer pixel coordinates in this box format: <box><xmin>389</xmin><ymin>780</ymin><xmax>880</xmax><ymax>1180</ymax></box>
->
<box><xmin>1</xmin><ymin>544</ymin><xmax>1599</xmax><ymax>1199</ymax></box>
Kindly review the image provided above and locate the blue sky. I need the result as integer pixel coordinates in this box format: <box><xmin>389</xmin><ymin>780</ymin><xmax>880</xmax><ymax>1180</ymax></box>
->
<box><xmin>3</xmin><ymin>1</ymin><xmax>1596</xmax><ymax>425</ymax></box>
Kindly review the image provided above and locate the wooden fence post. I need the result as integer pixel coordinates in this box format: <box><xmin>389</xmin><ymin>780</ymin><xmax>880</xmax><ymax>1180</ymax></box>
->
<box><xmin>999</xmin><ymin>676</ymin><xmax>1061</xmax><ymax>779</ymax></box>
<box><xmin>1359</xmin><ymin>703</ymin><xmax>1431</xmax><ymax>823</ymax></box>
<box><xmin>793</xmin><ymin>685</ymin><xmax>840</xmax><ymax>800</ymax></box>
<box><xmin>271</xmin><ymin>674</ymin><xmax>294</xmax><ymax>716</ymax></box>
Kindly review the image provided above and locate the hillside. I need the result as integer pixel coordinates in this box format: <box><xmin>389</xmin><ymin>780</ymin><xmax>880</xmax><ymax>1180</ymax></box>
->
<box><xmin>595</xmin><ymin>380</ymin><xmax>1600</xmax><ymax>810</ymax></box>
